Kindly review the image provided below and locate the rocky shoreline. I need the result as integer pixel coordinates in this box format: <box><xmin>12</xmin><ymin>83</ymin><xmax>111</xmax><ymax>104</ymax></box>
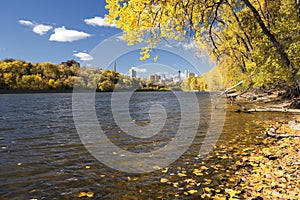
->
<box><xmin>222</xmin><ymin>89</ymin><xmax>300</xmax><ymax>199</ymax></box>
<box><xmin>229</xmin><ymin>121</ymin><xmax>300</xmax><ymax>199</ymax></box>
<box><xmin>227</xmin><ymin>88</ymin><xmax>300</xmax><ymax>109</ymax></box>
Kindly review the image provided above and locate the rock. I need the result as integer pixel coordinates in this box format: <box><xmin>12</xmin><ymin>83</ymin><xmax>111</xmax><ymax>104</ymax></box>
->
<box><xmin>290</xmin><ymin>99</ymin><xmax>300</xmax><ymax>109</ymax></box>
<box><xmin>291</xmin><ymin>123</ymin><xmax>300</xmax><ymax>131</ymax></box>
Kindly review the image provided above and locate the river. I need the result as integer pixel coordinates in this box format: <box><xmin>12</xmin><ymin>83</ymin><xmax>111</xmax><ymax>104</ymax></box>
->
<box><xmin>0</xmin><ymin>92</ymin><xmax>295</xmax><ymax>199</ymax></box>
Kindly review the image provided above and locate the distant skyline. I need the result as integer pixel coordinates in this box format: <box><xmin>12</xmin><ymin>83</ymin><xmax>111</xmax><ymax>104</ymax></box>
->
<box><xmin>0</xmin><ymin>0</ymin><xmax>214</xmax><ymax>76</ymax></box>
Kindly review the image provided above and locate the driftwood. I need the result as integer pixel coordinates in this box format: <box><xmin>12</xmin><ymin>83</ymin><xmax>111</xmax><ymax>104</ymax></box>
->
<box><xmin>263</xmin><ymin>127</ymin><xmax>300</xmax><ymax>138</ymax></box>
<box><xmin>219</xmin><ymin>81</ymin><xmax>244</xmax><ymax>96</ymax></box>
<box><xmin>246</xmin><ymin>107</ymin><xmax>300</xmax><ymax>113</ymax></box>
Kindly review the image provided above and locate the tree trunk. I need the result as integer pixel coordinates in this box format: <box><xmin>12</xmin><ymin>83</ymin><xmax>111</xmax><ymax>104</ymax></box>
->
<box><xmin>297</xmin><ymin>0</ymin><xmax>300</xmax><ymax>21</ymax></box>
<box><xmin>242</xmin><ymin>0</ymin><xmax>294</xmax><ymax>72</ymax></box>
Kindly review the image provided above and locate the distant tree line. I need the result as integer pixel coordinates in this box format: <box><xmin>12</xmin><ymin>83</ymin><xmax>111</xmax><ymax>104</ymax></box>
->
<box><xmin>0</xmin><ymin>59</ymin><xmax>182</xmax><ymax>92</ymax></box>
<box><xmin>0</xmin><ymin>59</ymin><xmax>80</xmax><ymax>90</ymax></box>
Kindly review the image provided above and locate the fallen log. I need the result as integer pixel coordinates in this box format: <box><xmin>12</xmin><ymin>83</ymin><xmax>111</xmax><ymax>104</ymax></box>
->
<box><xmin>246</xmin><ymin>107</ymin><xmax>300</xmax><ymax>113</ymax></box>
<box><xmin>219</xmin><ymin>81</ymin><xmax>244</xmax><ymax>96</ymax></box>
<box><xmin>263</xmin><ymin>130</ymin><xmax>300</xmax><ymax>138</ymax></box>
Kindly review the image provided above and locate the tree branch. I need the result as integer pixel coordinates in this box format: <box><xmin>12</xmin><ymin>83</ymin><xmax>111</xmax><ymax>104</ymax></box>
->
<box><xmin>242</xmin><ymin>0</ymin><xmax>293</xmax><ymax>72</ymax></box>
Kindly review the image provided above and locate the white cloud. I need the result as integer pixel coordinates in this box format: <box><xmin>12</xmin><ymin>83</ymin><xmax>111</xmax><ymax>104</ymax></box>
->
<box><xmin>49</xmin><ymin>26</ymin><xmax>91</xmax><ymax>42</ymax></box>
<box><xmin>32</xmin><ymin>24</ymin><xmax>53</xmax><ymax>35</ymax></box>
<box><xmin>19</xmin><ymin>20</ymin><xmax>34</xmax><ymax>26</ymax></box>
<box><xmin>131</xmin><ymin>67</ymin><xmax>147</xmax><ymax>73</ymax></box>
<box><xmin>19</xmin><ymin>19</ymin><xmax>53</xmax><ymax>35</ymax></box>
<box><xmin>84</xmin><ymin>16</ymin><xmax>116</xmax><ymax>27</ymax></box>
<box><xmin>73</xmin><ymin>52</ymin><xmax>94</xmax><ymax>61</ymax></box>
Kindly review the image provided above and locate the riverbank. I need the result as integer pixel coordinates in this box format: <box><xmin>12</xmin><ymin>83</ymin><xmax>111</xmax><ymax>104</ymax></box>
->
<box><xmin>221</xmin><ymin>89</ymin><xmax>300</xmax><ymax>199</ymax></box>
<box><xmin>0</xmin><ymin>89</ymin><xmax>172</xmax><ymax>94</ymax></box>
<box><xmin>223</xmin><ymin>117</ymin><xmax>300</xmax><ymax>199</ymax></box>
<box><xmin>0</xmin><ymin>89</ymin><xmax>74</xmax><ymax>94</ymax></box>
<box><xmin>240</xmin><ymin>138</ymin><xmax>299</xmax><ymax>199</ymax></box>
<box><xmin>228</xmin><ymin>89</ymin><xmax>286</xmax><ymax>105</ymax></box>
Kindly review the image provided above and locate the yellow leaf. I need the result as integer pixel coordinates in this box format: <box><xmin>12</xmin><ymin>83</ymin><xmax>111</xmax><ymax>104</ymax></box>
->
<box><xmin>219</xmin><ymin>155</ymin><xmax>228</xmax><ymax>159</ymax></box>
<box><xmin>173</xmin><ymin>182</ymin><xmax>179</xmax><ymax>188</ymax></box>
<box><xmin>187</xmin><ymin>189</ymin><xmax>198</xmax><ymax>194</ymax></box>
<box><xmin>86</xmin><ymin>192</ymin><xmax>94</xmax><ymax>198</ymax></box>
<box><xmin>229</xmin><ymin>177</ymin><xmax>236</xmax><ymax>182</ymax></box>
<box><xmin>201</xmin><ymin>193</ymin><xmax>211</xmax><ymax>198</ymax></box>
<box><xmin>160</xmin><ymin>178</ymin><xmax>169</xmax><ymax>183</ymax></box>
<box><xmin>193</xmin><ymin>171</ymin><xmax>203</xmax><ymax>176</ymax></box>
<box><xmin>161</xmin><ymin>167</ymin><xmax>169</xmax><ymax>173</ymax></box>
<box><xmin>78</xmin><ymin>191</ymin><xmax>94</xmax><ymax>198</ymax></box>
<box><xmin>78</xmin><ymin>192</ymin><xmax>86</xmax><ymax>197</ymax></box>
<box><xmin>178</xmin><ymin>172</ymin><xmax>187</xmax><ymax>177</ymax></box>
<box><xmin>213</xmin><ymin>196</ymin><xmax>226</xmax><ymax>200</ymax></box>
<box><xmin>204</xmin><ymin>179</ymin><xmax>212</xmax><ymax>184</ymax></box>
<box><xmin>251</xmin><ymin>163</ymin><xmax>259</xmax><ymax>167</ymax></box>
<box><xmin>85</xmin><ymin>165</ymin><xmax>91</xmax><ymax>169</ymax></box>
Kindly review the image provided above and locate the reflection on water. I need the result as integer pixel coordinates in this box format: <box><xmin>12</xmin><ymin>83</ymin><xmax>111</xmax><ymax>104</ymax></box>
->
<box><xmin>0</xmin><ymin>92</ymin><xmax>294</xmax><ymax>199</ymax></box>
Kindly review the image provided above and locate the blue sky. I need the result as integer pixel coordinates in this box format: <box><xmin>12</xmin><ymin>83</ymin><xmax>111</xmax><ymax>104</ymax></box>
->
<box><xmin>0</xmin><ymin>0</ymin><xmax>214</xmax><ymax>76</ymax></box>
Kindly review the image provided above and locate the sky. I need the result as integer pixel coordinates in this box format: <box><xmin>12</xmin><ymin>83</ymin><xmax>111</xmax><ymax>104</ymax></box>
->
<box><xmin>0</xmin><ymin>0</ymin><xmax>214</xmax><ymax>77</ymax></box>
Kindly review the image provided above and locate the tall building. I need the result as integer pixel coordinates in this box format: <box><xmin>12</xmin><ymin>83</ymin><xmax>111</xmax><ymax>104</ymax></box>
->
<box><xmin>114</xmin><ymin>62</ymin><xmax>117</xmax><ymax>72</ymax></box>
<box><xmin>184</xmin><ymin>69</ymin><xmax>190</xmax><ymax>79</ymax></box>
<box><xmin>150</xmin><ymin>74</ymin><xmax>161</xmax><ymax>82</ymax></box>
<box><xmin>129</xmin><ymin>68</ymin><xmax>136</xmax><ymax>78</ymax></box>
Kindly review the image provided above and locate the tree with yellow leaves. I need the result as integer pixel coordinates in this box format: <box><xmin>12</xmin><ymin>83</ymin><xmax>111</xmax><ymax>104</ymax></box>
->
<box><xmin>106</xmin><ymin>0</ymin><xmax>300</xmax><ymax>93</ymax></box>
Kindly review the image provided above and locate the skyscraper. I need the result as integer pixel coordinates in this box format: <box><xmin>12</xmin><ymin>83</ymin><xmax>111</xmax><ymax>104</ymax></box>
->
<box><xmin>129</xmin><ymin>68</ymin><xmax>136</xmax><ymax>78</ymax></box>
<box><xmin>184</xmin><ymin>69</ymin><xmax>190</xmax><ymax>79</ymax></box>
<box><xmin>114</xmin><ymin>62</ymin><xmax>117</xmax><ymax>72</ymax></box>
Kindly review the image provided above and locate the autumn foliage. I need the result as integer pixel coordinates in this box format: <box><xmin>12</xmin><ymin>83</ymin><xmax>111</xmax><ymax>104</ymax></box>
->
<box><xmin>106</xmin><ymin>0</ymin><xmax>300</xmax><ymax>91</ymax></box>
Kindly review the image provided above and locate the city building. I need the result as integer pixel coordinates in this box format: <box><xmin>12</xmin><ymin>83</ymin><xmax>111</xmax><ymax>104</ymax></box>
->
<box><xmin>189</xmin><ymin>72</ymin><xmax>196</xmax><ymax>77</ymax></box>
<box><xmin>129</xmin><ymin>68</ymin><xmax>137</xmax><ymax>78</ymax></box>
<box><xmin>183</xmin><ymin>69</ymin><xmax>198</xmax><ymax>79</ymax></box>
<box><xmin>150</xmin><ymin>74</ymin><xmax>161</xmax><ymax>82</ymax></box>
<box><xmin>184</xmin><ymin>69</ymin><xmax>190</xmax><ymax>79</ymax></box>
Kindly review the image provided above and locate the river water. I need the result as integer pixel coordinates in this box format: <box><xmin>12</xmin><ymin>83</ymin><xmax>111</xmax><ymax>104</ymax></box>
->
<box><xmin>0</xmin><ymin>92</ymin><xmax>295</xmax><ymax>199</ymax></box>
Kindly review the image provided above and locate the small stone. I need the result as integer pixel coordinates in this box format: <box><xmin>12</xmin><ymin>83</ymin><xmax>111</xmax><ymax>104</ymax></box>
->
<box><xmin>291</xmin><ymin>123</ymin><xmax>300</xmax><ymax>131</ymax></box>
